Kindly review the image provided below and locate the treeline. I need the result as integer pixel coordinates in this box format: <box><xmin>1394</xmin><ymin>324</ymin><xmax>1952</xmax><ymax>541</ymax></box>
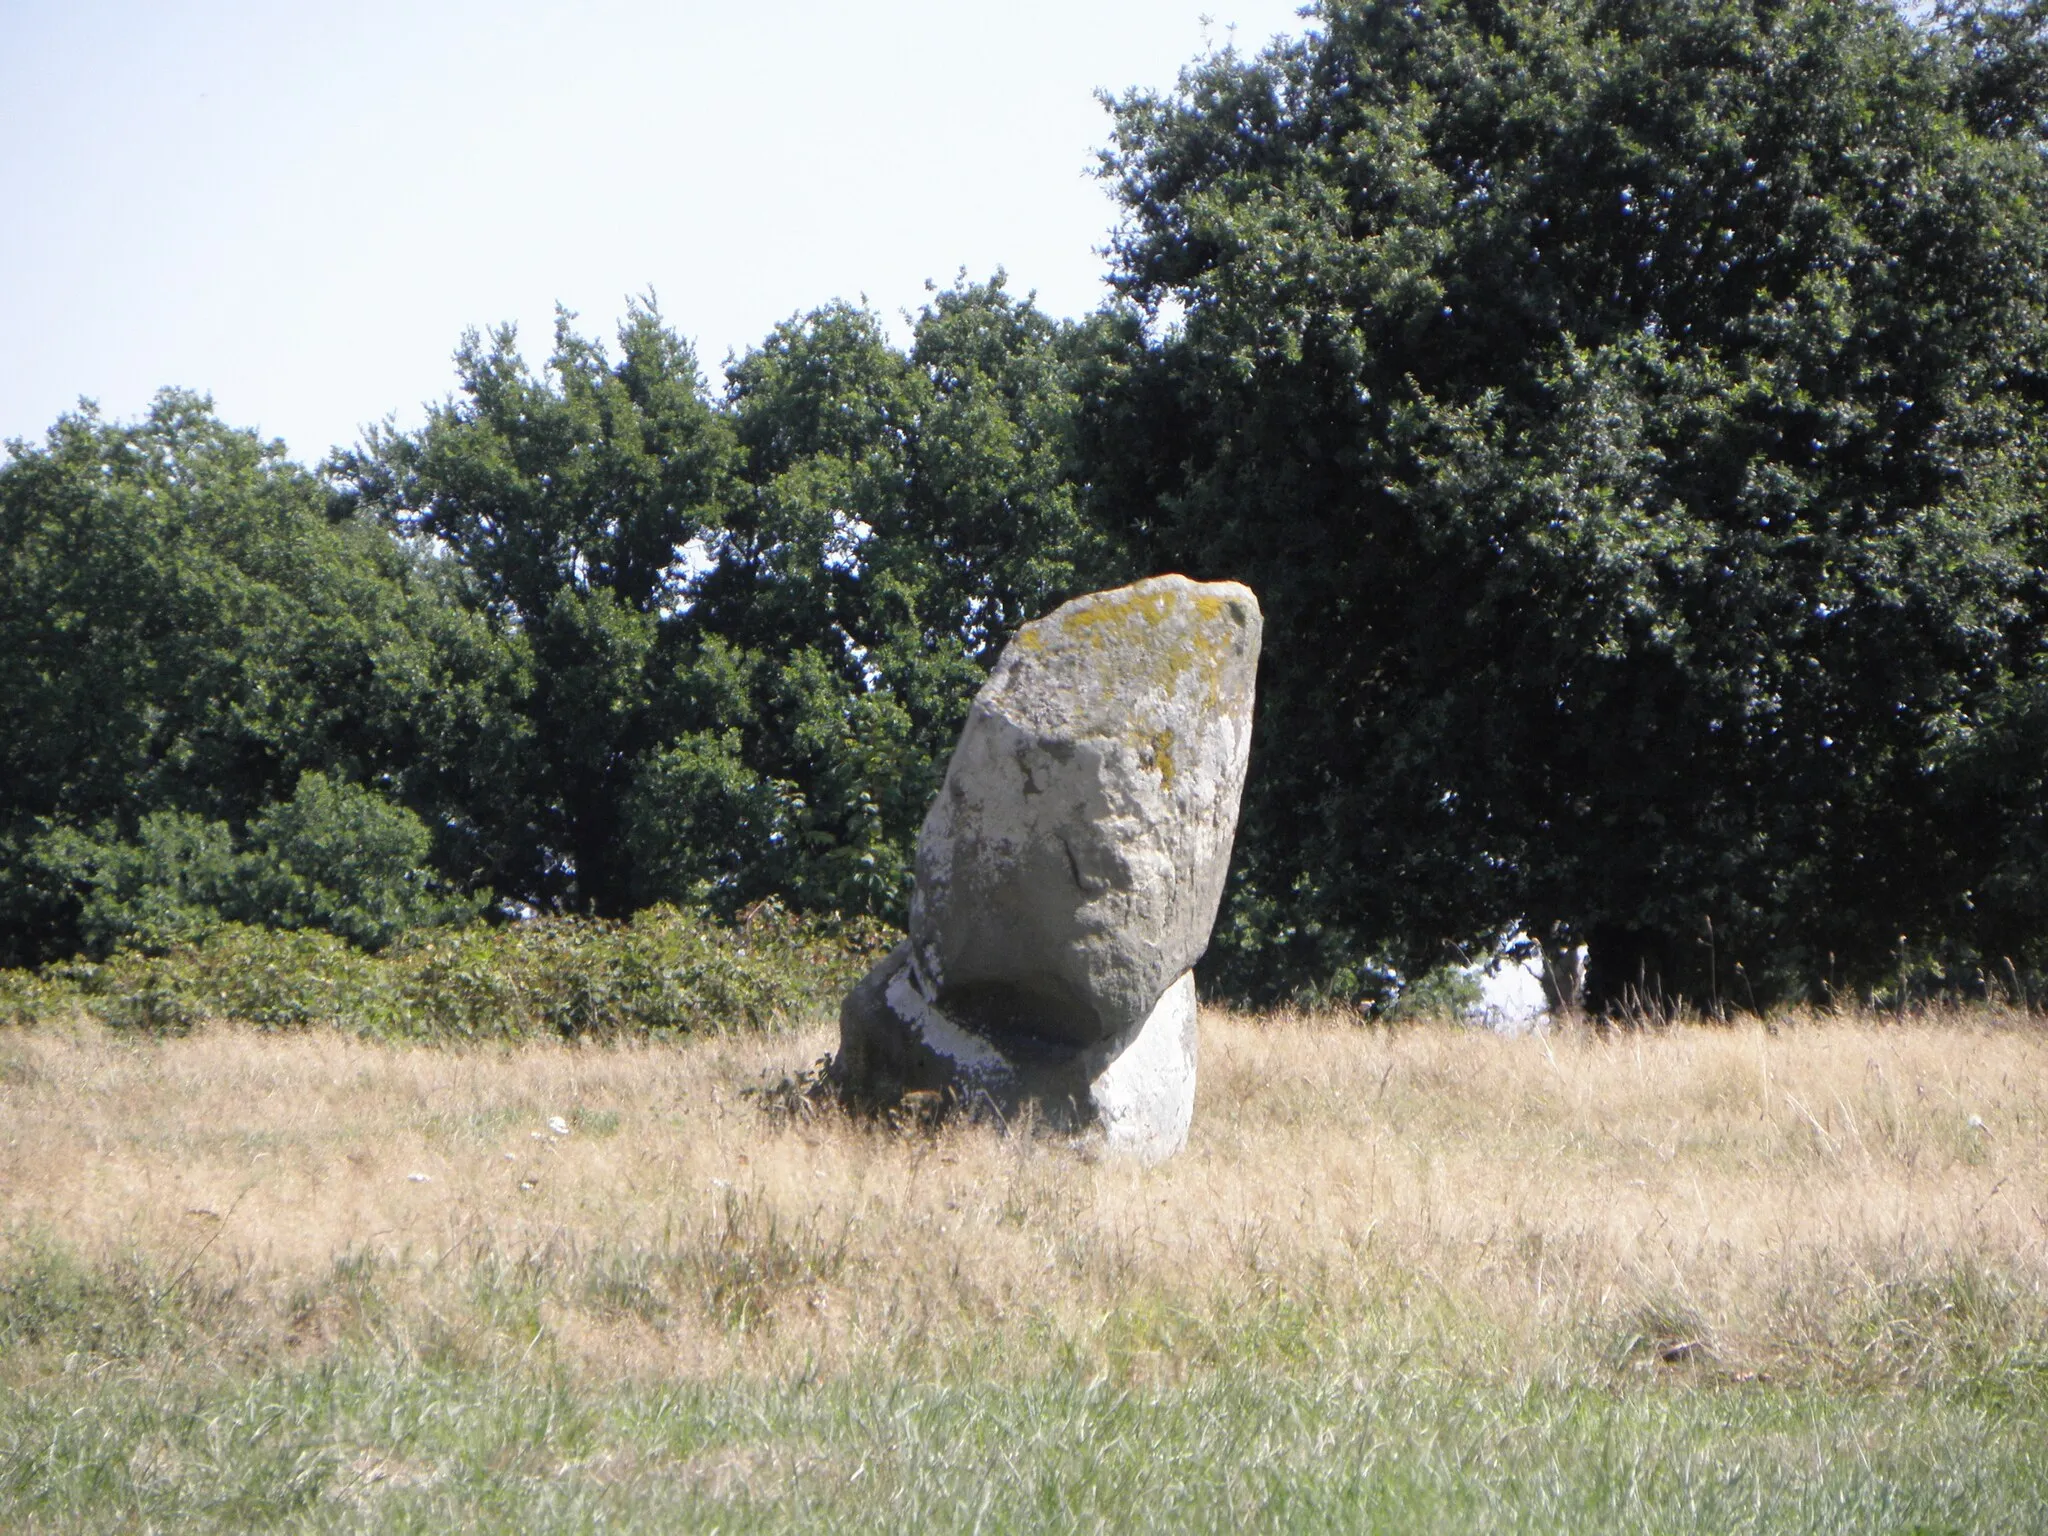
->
<box><xmin>8</xmin><ymin>0</ymin><xmax>2048</xmax><ymax>1013</ymax></box>
<box><xmin>2</xmin><ymin>283</ymin><xmax>1110</xmax><ymax>964</ymax></box>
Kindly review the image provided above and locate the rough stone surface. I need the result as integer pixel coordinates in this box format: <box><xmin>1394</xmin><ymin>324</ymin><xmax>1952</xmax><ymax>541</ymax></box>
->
<box><xmin>911</xmin><ymin>573</ymin><xmax>1262</xmax><ymax>1045</ymax></box>
<box><xmin>835</xmin><ymin>950</ymin><xmax>1198</xmax><ymax>1161</ymax></box>
<box><xmin>834</xmin><ymin>574</ymin><xmax>1260</xmax><ymax>1157</ymax></box>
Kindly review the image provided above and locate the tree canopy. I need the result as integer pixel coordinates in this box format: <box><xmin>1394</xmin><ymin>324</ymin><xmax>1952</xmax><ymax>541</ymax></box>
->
<box><xmin>1090</xmin><ymin>0</ymin><xmax>2048</xmax><ymax>1008</ymax></box>
<box><xmin>9</xmin><ymin>0</ymin><xmax>2048</xmax><ymax>1015</ymax></box>
<box><xmin>0</xmin><ymin>392</ymin><xmax>504</xmax><ymax>963</ymax></box>
<box><xmin>0</xmin><ymin>279</ymin><xmax>1118</xmax><ymax>966</ymax></box>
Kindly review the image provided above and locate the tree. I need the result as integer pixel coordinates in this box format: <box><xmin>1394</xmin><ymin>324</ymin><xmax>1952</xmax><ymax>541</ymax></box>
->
<box><xmin>1</xmin><ymin>392</ymin><xmax>522</xmax><ymax>964</ymax></box>
<box><xmin>336</xmin><ymin>298</ymin><xmax>737</xmax><ymax>916</ymax></box>
<box><xmin>649</xmin><ymin>280</ymin><xmax>1125</xmax><ymax>918</ymax></box>
<box><xmin>1094</xmin><ymin>0</ymin><xmax>2048</xmax><ymax>1008</ymax></box>
<box><xmin>341</xmin><ymin>279</ymin><xmax>1121</xmax><ymax>926</ymax></box>
<box><xmin>42</xmin><ymin>772</ymin><xmax>474</xmax><ymax>955</ymax></box>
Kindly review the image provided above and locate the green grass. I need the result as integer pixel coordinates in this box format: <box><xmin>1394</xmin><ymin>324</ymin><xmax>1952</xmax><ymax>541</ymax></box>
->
<box><xmin>3</xmin><ymin>1232</ymin><xmax>2041</xmax><ymax>1534</ymax></box>
<box><xmin>5</xmin><ymin>1344</ymin><xmax>2041</xmax><ymax>1532</ymax></box>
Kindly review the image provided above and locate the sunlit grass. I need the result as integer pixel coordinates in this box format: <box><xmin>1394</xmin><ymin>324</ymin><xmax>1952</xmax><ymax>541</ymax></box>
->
<box><xmin>4</xmin><ymin>1008</ymin><xmax>2047</xmax><ymax>1530</ymax></box>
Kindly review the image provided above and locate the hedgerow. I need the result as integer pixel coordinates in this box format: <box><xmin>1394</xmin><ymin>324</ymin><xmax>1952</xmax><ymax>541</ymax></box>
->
<box><xmin>0</xmin><ymin>904</ymin><xmax>891</xmax><ymax>1040</ymax></box>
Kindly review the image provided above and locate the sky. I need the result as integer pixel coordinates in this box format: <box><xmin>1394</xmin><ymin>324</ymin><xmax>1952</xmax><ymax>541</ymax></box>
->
<box><xmin>2</xmin><ymin>0</ymin><xmax>1313</xmax><ymax>465</ymax></box>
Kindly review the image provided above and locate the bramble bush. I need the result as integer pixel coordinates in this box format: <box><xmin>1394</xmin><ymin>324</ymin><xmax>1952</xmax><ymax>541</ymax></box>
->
<box><xmin>0</xmin><ymin>904</ymin><xmax>892</xmax><ymax>1040</ymax></box>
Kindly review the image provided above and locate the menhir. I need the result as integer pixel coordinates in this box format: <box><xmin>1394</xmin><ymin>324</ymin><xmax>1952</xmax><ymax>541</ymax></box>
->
<box><xmin>834</xmin><ymin>573</ymin><xmax>1262</xmax><ymax>1161</ymax></box>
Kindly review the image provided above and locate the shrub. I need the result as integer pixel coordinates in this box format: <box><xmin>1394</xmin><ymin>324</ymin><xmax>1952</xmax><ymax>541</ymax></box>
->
<box><xmin>27</xmin><ymin>772</ymin><xmax>483</xmax><ymax>959</ymax></box>
<box><xmin>239</xmin><ymin>771</ymin><xmax>484</xmax><ymax>948</ymax></box>
<box><xmin>0</xmin><ymin>904</ymin><xmax>892</xmax><ymax>1041</ymax></box>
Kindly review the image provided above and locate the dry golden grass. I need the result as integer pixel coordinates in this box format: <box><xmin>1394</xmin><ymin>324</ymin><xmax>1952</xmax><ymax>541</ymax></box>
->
<box><xmin>6</xmin><ymin>1006</ymin><xmax>2046</xmax><ymax>1391</ymax></box>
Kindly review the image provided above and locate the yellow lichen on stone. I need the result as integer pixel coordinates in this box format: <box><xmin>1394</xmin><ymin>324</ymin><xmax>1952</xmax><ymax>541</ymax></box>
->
<box><xmin>1052</xmin><ymin>585</ymin><xmax>1176</xmax><ymax>649</ymax></box>
<box><xmin>995</xmin><ymin>579</ymin><xmax>1256</xmax><ymax>771</ymax></box>
<box><xmin>1139</xmin><ymin>727</ymin><xmax>1178</xmax><ymax>789</ymax></box>
<box><xmin>1031</xmin><ymin>583</ymin><xmax>1241</xmax><ymax>708</ymax></box>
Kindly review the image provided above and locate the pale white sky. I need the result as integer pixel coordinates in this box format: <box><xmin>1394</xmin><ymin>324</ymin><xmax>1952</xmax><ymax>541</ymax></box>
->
<box><xmin>2</xmin><ymin>0</ymin><xmax>1310</xmax><ymax>464</ymax></box>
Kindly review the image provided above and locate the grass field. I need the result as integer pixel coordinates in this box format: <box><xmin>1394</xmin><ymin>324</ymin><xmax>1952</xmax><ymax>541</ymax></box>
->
<box><xmin>4</xmin><ymin>1007</ymin><xmax>2048</xmax><ymax>1532</ymax></box>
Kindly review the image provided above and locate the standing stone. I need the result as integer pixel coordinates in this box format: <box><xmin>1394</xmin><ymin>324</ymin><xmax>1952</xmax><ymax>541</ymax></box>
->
<box><xmin>835</xmin><ymin>574</ymin><xmax>1262</xmax><ymax>1159</ymax></box>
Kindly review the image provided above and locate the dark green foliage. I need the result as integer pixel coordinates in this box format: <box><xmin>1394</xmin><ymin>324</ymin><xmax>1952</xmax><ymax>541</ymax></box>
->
<box><xmin>337</xmin><ymin>279</ymin><xmax>1118</xmax><ymax>928</ymax></box>
<box><xmin>0</xmin><ymin>393</ymin><xmax>526</xmax><ymax>965</ymax></box>
<box><xmin>2</xmin><ymin>281</ymin><xmax>1113</xmax><ymax>969</ymax></box>
<box><xmin>34</xmin><ymin>813</ymin><xmax>246</xmax><ymax>956</ymax></box>
<box><xmin>653</xmin><ymin>282</ymin><xmax>1124</xmax><ymax>919</ymax></box>
<box><xmin>1093</xmin><ymin>0</ymin><xmax>2048</xmax><ymax>1007</ymax></box>
<box><xmin>335</xmin><ymin>299</ymin><xmax>736</xmax><ymax>915</ymax></box>
<box><xmin>34</xmin><ymin>774</ymin><xmax>480</xmax><ymax>956</ymax></box>
<box><xmin>236</xmin><ymin>770</ymin><xmax>482</xmax><ymax>948</ymax></box>
<box><xmin>10</xmin><ymin>2</ymin><xmax>2048</xmax><ymax>1008</ymax></box>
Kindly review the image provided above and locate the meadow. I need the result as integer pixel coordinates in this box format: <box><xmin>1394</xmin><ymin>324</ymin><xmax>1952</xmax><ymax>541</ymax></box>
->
<box><xmin>4</xmin><ymin>1004</ymin><xmax>2047</xmax><ymax>1532</ymax></box>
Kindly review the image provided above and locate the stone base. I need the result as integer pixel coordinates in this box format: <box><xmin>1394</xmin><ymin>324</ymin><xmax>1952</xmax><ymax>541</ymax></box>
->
<box><xmin>1088</xmin><ymin>972</ymin><xmax>1198</xmax><ymax>1160</ymax></box>
<box><xmin>833</xmin><ymin>943</ymin><xmax>1198</xmax><ymax>1162</ymax></box>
